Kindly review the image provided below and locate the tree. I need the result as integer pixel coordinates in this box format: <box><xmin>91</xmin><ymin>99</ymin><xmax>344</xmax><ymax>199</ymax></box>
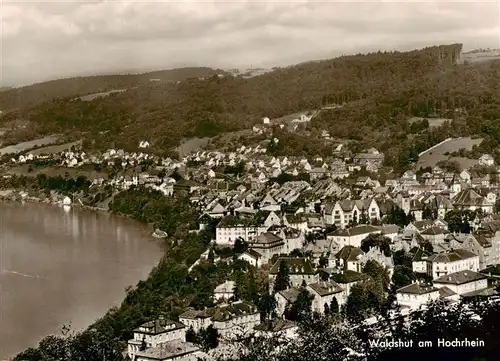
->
<box><xmin>344</xmin><ymin>283</ymin><xmax>369</xmax><ymax>323</ymax></box>
<box><xmin>233</xmin><ymin>237</ymin><xmax>248</xmax><ymax>254</ymax></box>
<box><xmin>445</xmin><ymin>209</ymin><xmax>476</xmax><ymax>233</ymax></box>
<box><xmin>186</xmin><ymin>327</ymin><xmax>197</xmax><ymax>343</ymax></box>
<box><xmin>329</xmin><ymin>297</ymin><xmax>339</xmax><ymax>314</ymax></box>
<box><xmin>273</xmin><ymin>261</ymin><xmax>290</xmax><ymax>293</ymax></box>
<box><xmin>360</xmin><ymin>234</ymin><xmax>392</xmax><ymax>257</ymax></box>
<box><xmin>255</xmin><ymin>293</ymin><xmax>277</xmax><ymax>321</ymax></box>
<box><xmin>318</xmin><ymin>253</ymin><xmax>329</xmax><ymax>268</ymax></box>
<box><xmin>198</xmin><ymin>325</ymin><xmax>219</xmax><ymax>352</ymax></box>
<box><xmin>359</xmin><ymin>210</ymin><xmax>369</xmax><ymax>225</ymax></box>
<box><xmin>422</xmin><ymin>203</ymin><xmax>438</xmax><ymax>220</ymax></box>
<box><xmin>384</xmin><ymin>205</ymin><xmax>410</xmax><ymax>227</ymax></box>
<box><xmin>285</xmin><ymin>286</ymin><xmax>314</xmax><ymax>322</ymax></box>
<box><xmin>392</xmin><ymin>265</ymin><xmax>417</xmax><ymax>289</ymax></box>
<box><xmin>363</xmin><ymin>260</ymin><xmax>390</xmax><ymax>292</ymax></box>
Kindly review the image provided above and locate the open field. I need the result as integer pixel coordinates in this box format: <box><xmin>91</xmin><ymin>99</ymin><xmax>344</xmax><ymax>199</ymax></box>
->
<box><xmin>177</xmin><ymin>137</ymin><xmax>211</xmax><ymax>157</ymax></box>
<box><xmin>415</xmin><ymin>137</ymin><xmax>482</xmax><ymax>169</ymax></box>
<box><xmin>463</xmin><ymin>49</ymin><xmax>500</xmax><ymax>64</ymax></box>
<box><xmin>0</xmin><ymin>136</ymin><xmax>59</xmax><ymax>155</ymax></box>
<box><xmin>75</xmin><ymin>89</ymin><xmax>127</xmax><ymax>101</ymax></box>
<box><xmin>6</xmin><ymin>165</ymin><xmax>108</xmax><ymax>179</ymax></box>
<box><xmin>28</xmin><ymin>141</ymin><xmax>82</xmax><ymax>155</ymax></box>
<box><xmin>408</xmin><ymin>117</ymin><xmax>452</xmax><ymax>128</ymax></box>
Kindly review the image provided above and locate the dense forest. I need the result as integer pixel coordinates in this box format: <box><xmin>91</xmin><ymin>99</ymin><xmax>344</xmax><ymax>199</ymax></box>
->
<box><xmin>0</xmin><ymin>67</ymin><xmax>225</xmax><ymax>112</ymax></box>
<box><xmin>2</xmin><ymin>43</ymin><xmax>499</xmax><ymax>166</ymax></box>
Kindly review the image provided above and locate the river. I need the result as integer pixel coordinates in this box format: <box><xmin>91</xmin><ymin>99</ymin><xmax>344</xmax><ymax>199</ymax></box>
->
<box><xmin>0</xmin><ymin>202</ymin><xmax>165</xmax><ymax>359</ymax></box>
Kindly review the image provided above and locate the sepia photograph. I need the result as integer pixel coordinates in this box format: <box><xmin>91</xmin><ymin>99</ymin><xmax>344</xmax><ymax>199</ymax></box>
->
<box><xmin>0</xmin><ymin>0</ymin><xmax>500</xmax><ymax>360</ymax></box>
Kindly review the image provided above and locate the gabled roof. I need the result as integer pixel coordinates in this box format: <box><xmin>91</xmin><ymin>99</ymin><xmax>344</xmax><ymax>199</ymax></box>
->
<box><xmin>330</xmin><ymin>270</ymin><xmax>367</xmax><ymax>284</ymax></box>
<box><xmin>308</xmin><ymin>281</ymin><xmax>343</xmax><ymax>296</ymax></box>
<box><xmin>452</xmin><ymin>188</ymin><xmax>486</xmax><ymax>206</ymax></box>
<box><xmin>397</xmin><ymin>283</ymin><xmax>439</xmax><ymax>295</ymax></box>
<box><xmin>335</xmin><ymin>246</ymin><xmax>364</xmax><ymax>262</ymax></box>
<box><xmin>252</xmin><ymin>232</ymin><xmax>284</xmax><ymax>246</ymax></box>
<box><xmin>134</xmin><ymin>318</ymin><xmax>186</xmax><ymax>334</ymax></box>
<box><xmin>254</xmin><ymin>319</ymin><xmax>297</xmax><ymax>332</ymax></box>
<box><xmin>421</xmin><ymin>226</ymin><xmax>448</xmax><ymax>236</ymax></box>
<box><xmin>214</xmin><ymin>280</ymin><xmax>235</xmax><ymax>294</ymax></box>
<box><xmin>433</xmin><ymin>270</ymin><xmax>487</xmax><ymax>285</ymax></box>
<box><xmin>277</xmin><ymin>287</ymin><xmax>301</xmax><ymax>303</ymax></box>
<box><xmin>269</xmin><ymin>257</ymin><xmax>315</xmax><ymax>275</ymax></box>
<box><xmin>426</xmin><ymin>248</ymin><xmax>478</xmax><ymax>263</ymax></box>
<box><xmin>438</xmin><ymin>286</ymin><xmax>457</xmax><ymax>298</ymax></box>
<box><xmin>240</xmin><ymin>249</ymin><xmax>262</xmax><ymax>259</ymax></box>
<box><xmin>329</xmin><ymin>225</ymin><xmax>380</xmax><ymax>237</ymax></box>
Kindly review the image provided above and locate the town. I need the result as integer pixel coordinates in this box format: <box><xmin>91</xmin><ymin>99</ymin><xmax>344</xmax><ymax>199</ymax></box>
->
<box><xmin>1</xmin><ymin>122</ymin><xmax>500</xmax><ymax>361</ymax></box>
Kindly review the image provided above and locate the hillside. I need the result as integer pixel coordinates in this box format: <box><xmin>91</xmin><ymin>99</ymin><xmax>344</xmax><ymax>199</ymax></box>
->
<box><xmin>1</xmin><ymin>43</ymin><xmax>499</xmax><ymax>169</ymax></box>
<box><xmin>0</xmin><ymin>67</ymin><xmax>225</xmax><ymax>112</ymax></box>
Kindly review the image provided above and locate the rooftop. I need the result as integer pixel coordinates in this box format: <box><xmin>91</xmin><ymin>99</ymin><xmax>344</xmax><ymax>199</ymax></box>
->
<box><xmin>433</xmin><ymin>270</ymin><xmax>487</xmax><ymax>285</ymax></box>
<box><xmin>134</xmin><ymin>340</ymin><xmax>200</xmax><ymax>361</ymax></box>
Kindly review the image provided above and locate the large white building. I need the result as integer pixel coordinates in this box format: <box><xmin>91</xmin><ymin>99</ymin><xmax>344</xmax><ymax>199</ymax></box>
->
<box><xmin>269</xmin><ymin>257</ymin><xmax>319</xmax><ymax>288</ymax></box>
<box><xmin>323</xmin><ymin>199</ymin><xmax>381</xmax><ymax>229</ymax></box>
<box><xmin>396</xmin><ymin>283</ymin><xmax>441</xmax><ymax>309</ymax></box>
<box><xmin>307</xmin><ymin>280</ymin><xmax>345</xmax><ymax>314</ymax></box>
<box><xmin>424</xmin><ymin>249</ymin><xmax>479</xmax><ymax>280</ymax></box>
<box><xmin>327</xmin><ymin>225</ymin><xmax>381</xmax><ymax>249</ymax></box>
<box><xmin>179</xmin><ymin>301</ymin><xmax>260</xmax><ymax>340</ymax></box>
<box><xmin>215</xmin><ymin>215</ymin><xmax>268</xmax><ymax>245</ymax></box>
<box><xmin>127</xmin><ymin>317</ymin><xmax>201</xmax><ymax>361</ymax></box>
<box><xmin>433</xmin><ymin>270</ymin><xmax>489</xmax><ymax>296</ymax></box>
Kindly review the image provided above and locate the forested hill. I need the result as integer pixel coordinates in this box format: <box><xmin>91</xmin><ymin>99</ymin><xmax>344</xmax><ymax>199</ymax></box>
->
<box><xmin>2</xmin><ymin>43</ymin><xmax>499</xmax><ymax>167</ymax></box>
<box><xmin>0</xmin><ymin>67</ymin><xmax>225</xmax><ymax>112</ymax></box>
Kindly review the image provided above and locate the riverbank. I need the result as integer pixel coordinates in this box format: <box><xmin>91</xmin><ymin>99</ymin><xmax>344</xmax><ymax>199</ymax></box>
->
<box><xmin>0</xmin><ymin>200</ymin><xmax>166</xmax><ymax>360</ymax></box>
<box><xmin>0</xmin><ymin>188</ymin><xmax>157</xmax><ymax>234</ymax></box>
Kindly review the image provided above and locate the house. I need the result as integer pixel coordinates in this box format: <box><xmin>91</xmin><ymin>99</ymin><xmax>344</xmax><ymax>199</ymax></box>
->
<box><xmin>411</xmin><ymin>247</ymin><xmax>432</xmax><ymax>274</ymax></box>
<box><xmin>275</xmin><ymin>287</ymin><xmax>301</xmax><ymax>316</ymax></box>
<box><xmin>215</xmin><ymin>215</ymin><xmax>268</xmax><ymax>246</ymax></box>
<box><xmin>173</xmin><ymin>179</ymin><xmax>201</xmax><ymax>193</ymax></box>
<box><xmin>253</xmin><ymin>319</ymin><xmax>299</xmax><ymax>340</ymax></box>
<box><xmin>433</xmin><ymin>270</ymin><xmax>489</xmax><ymax>296</ymax></box>
<box><xmin>238</xmin><ymin>249</ymin><xmax>263</xmax><ymax>268</ymax></box>
<box><xmin>452</xmin><ymin>188</ymin><xmax>493</xmax><ymax>214</ymax></box>
<box><xmin>353</xmin><ymin>149</ymin><xmax>385</xmax><ymax>167</ymax></box>
<box><xmin>461</xmin><ymin>229</ymin><xmax>500</xmax><ymax>269</ymax></box>
<box><xmin>424</xmin><ymin>249</ymin><xmax>480</xmax><ymax>279</ymax></box>
<box><xmin>278</xmin><ymin>227</ymin><xmax>304</xmax><ymax>254</ymax></box>
<box><xmin>127</xmin><ymin>317</ymin><xmax>201</xmax><ymax>361</ymax></box>
<box><xmin>139</xmin><ymin>140</ymin><xmax>150</xmax><ymax>148</ymax></box>
<box><xmin>327</xmin><ymin>225</ymin><xmax>381</xmax><ymax>249</ymax></box>
<box><xmin>210</xmin><ymin>302</ymin><xmax>260</xmax><ymax>340</ymax></box>
<box><xmin>329</xmin><ymin>269</ymin><xmax>367</xmax><ymax>300</ymax></box>
<box><xmin>479</xmin><ymin>154</ymin><xmax>495</xmax><ymax>166</ymax></box>
<box><xmin>256</xmin><ymin>210</ymin><xmax>282</xmax><ymax>228</ymax></box>
<box><xmin>179</xmin><ymin>302</ymin><xmax>260</xmax><ymax>340</ymax></box>
<box><xmin>214</xmin><ymin>281</ymin><xmax>235</xmax><ymax>301</ymax></box>
<box><xmin>396</xmin><ymin>283</ymin><xmax>440</xmax><ymax>309</ymax></box>
<box><xmin>205</xmin><ymin>201</ymin><xmax>227</xmax><ymax>218</ymax></box>
<box><xmin>420</xmin><ymin>226</ymin><xmax>449</xmax><ymax>245</ymax></box>
<box><xmin>248</xmin><ymin>232</ymin><xmax>285</xmax><ymax>265</ymax></box>
<box><xmin>259</xmin><ymin>193</ymin><xmax>280</xmax><ymax>211</ymax></box>
<box><xmin>334</xmin><ymin>246</ymin><xmax>364</xmax><ymax>272</ymax></box>
<box><xmin>307</xmin><ymin>280</ymin><xmax>345</xmax><ymax>314</ymax></box>
<box><xmin>269</xmin><ymin>257</ymin><xmax>318</xmax><ymax>288</ymax></box>
<box><xmin>323</xmin><ymin>199</ymin><xmax>380</xmax><ymax>229</ymax></box>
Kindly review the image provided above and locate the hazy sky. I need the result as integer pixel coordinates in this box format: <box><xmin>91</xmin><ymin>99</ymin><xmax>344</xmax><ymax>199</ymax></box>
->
<box><xmin>1</xmin><ymin>0</ymin><xmax>499</xmax><ymax>87</ymax></box>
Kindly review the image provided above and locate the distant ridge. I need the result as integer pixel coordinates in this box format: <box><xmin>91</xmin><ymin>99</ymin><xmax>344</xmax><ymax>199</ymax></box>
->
<box><xmin>0</xmin><ymin>67</ymin><xmax>227</xmax><ymax>112</ymax></box>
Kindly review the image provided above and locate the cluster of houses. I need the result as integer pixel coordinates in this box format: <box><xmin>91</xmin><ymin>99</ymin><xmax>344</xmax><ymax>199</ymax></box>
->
<box><xmin>125</xmin><ymin>158</ymin><xmax>500</xmax><ymax>360</ymax></box>
<box><xmin>5</xmin><ymin>140</ymin><xmax>500</xmax><ymax>360</ymax></box>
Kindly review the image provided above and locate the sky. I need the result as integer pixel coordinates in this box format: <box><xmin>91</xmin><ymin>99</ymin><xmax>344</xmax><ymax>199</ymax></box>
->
<box><xmin>1</xmin><ymin>0</ymin><xmax>499</xmax><ymax>87</ymax></box>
